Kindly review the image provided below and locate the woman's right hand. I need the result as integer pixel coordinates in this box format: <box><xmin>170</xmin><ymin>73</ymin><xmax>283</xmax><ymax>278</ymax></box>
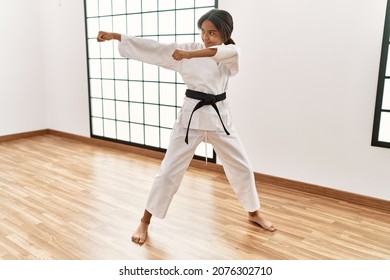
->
<box><xmin>97</xmin><ymin>31</ymin><xmax>122</xmax><ymax>42</ymax></box>
<box><xmin>97</xmin><ymin>31</ymin><xmax>112</xmax><ymax>42</ymax></box>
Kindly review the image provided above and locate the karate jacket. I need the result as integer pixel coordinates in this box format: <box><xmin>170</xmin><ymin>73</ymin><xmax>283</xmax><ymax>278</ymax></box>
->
<box><xmin>118</xmin><ymin>34</ymin><xmax>240</xmax><ymax>132</ymax></box>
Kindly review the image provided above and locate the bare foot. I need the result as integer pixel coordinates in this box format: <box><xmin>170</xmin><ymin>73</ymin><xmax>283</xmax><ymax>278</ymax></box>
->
<box><xmin>248</xmin><ymin>211</ymin><xmax>276</xmax><ymax>232</ymax></box>
<box><xmin>131</xmin><ymin>221</ymin><xmax>149</xmax><ymax>244</ymax></box>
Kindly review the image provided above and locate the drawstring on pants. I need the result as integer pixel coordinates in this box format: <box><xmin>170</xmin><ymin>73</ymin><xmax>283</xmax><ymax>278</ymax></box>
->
<box><xmin>205</xmin><ymin>131</ymin><xmax>208</xmax><ymax>165</ymax></box>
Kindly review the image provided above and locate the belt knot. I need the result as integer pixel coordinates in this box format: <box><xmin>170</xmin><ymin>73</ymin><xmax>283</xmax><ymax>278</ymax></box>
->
<box><xmin>204</xmin><ymin>94</ymin><xmax>216</xmax><ymax>105</ymax></box>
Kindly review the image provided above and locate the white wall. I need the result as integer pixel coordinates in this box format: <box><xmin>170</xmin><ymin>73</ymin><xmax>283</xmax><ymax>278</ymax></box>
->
<box><xmin>0</xmin><ymin>0</ymin><xmax>46</xmax><ymax>135</ymax></box>
<box><xmin>1</xmin><ymin>0</ymin><xmax>389</xmax><ymax>201</ymax></box>
<box><xmin>0</xmin><ymin>0</ymin><xmax>89</xmax><ymax>137</ymax></box>
<box><xmin>39</xmin><ymin>0</ymin><xmax>90</xmax><ymax>137</ymax></box>
<box><xmin>220</xmin><ymin>0</ymin><xmax>390</xmax><ymax>199</ymax></box>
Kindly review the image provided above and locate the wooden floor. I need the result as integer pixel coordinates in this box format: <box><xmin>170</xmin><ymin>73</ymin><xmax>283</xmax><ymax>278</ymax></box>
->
<box><xmin>0</xmin><ymin>134</ymin><xmax>389</xmax><ymax>260</ymax></box>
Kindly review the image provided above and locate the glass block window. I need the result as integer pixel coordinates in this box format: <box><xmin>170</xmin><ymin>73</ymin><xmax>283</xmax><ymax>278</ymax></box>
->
<box><xmin>373</xmin><ymin>0</ymin><xmax>390</xmax><ymax>148</ymax></box>
<box><xmin>84</xmin><ymin>0</ymin><xmax>217</xmax><ymax>161</ymax></box>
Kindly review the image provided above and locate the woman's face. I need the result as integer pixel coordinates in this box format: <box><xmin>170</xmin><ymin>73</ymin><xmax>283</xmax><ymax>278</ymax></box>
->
<box><xmin>200</xmin><ymin>20</ymin><xmax>223</xmax><ymax>48</ymax></box>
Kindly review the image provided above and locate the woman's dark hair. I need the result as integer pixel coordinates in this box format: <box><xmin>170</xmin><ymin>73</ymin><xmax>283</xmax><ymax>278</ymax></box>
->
<box><xmin>197</xmin><ymin>9</ymin><xmax>235</xmax><ymax>45</ymax></box>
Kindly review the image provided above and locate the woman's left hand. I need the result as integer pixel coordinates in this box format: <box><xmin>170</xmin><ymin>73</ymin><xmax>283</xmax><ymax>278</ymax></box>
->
<box><xmin>172</xmin><ymin>49</ymin><xmax>192</xmax><ymax>60</ymax></box>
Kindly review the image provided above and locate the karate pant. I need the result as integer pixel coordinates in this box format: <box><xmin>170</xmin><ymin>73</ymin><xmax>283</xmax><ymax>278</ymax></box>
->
<box><xmin>145</xmin><ymin>122</ymin><xmax>261</xmax><ymax>219</ymax></box>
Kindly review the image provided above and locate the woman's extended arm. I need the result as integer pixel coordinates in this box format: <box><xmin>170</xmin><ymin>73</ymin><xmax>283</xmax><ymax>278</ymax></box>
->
<box><xmin>97</xmin><ymin>31</ymin><xmax>182</xmax><ymax>71</ymax></box>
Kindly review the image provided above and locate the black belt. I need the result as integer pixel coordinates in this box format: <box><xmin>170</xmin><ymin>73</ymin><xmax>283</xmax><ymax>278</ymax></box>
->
<box><xmin>184</xmin><ymin>89</ymin><xmax>230</xmax><ymax>144</ymax></box>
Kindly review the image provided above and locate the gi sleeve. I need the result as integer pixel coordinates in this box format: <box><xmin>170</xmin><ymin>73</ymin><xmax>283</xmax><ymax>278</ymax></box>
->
<box><xmin>209</xmin><ymin>44</ymin><xmax>240</xmax><ymax>76</ymax></box>
<box><xmin>118</xmin><ymin>34</ymin><xmax>182</xmax><ymax>72</ymax></box>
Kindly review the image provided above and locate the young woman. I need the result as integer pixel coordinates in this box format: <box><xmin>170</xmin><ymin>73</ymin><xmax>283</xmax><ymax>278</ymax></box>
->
<box><xmin>97</xmin><ymin>9</ymin><xmax>275</xmax><ymax>244</ymax></box>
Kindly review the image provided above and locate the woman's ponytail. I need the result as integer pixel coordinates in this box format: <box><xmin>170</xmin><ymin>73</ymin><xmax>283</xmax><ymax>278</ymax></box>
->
<box><xmin>225</xmin><ymin>38</ymin><xmax>235</xmax><ymax>45</ymax></box>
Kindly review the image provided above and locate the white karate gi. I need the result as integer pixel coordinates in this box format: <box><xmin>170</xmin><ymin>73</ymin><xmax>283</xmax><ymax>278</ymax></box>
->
<box><xmin>118</xmin><ymin>35</ymin><xmax>260</xmax><ymax>218</ymax></box>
